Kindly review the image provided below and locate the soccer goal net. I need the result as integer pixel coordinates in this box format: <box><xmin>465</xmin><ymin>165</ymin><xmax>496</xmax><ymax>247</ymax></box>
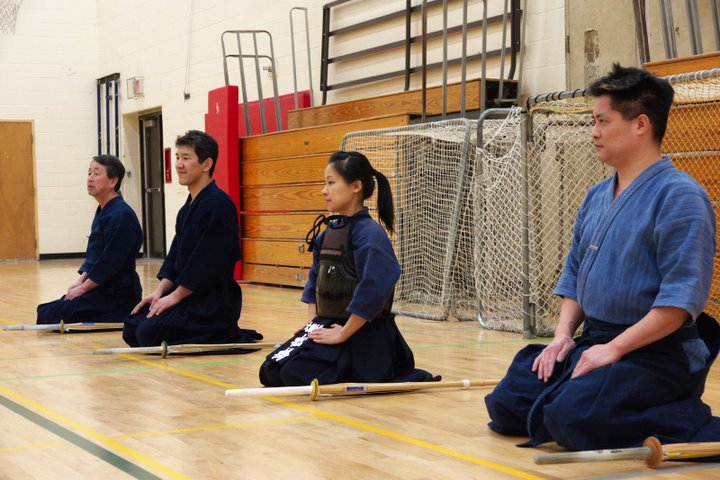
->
<box><xmin>341</xmin><ymin>119</ymin><xmax>479</xmax><ymax>321</ymax></box>
<box><xmin>340</xmin><ymin>67</ymin><xmax>720</xmax><ymax>334</ymax></box>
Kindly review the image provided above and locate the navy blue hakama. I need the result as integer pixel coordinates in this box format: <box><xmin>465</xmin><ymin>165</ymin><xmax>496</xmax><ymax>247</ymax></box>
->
<box><xmin>123</xmin><ymin>181</ymin><xmax>261</xmax><ymax>348</ymax></box>
<box><xmin>259</xmin><ymin>314</ymin><xmax>435</xmax><ymax>386</ymax></box>
<box><xmin>37</xmin><ymin>195</ymin><xmax>142</xmax><ymax>325</ymax></box>
<box><xmin>485</xmin><ymin>315</ymin><xmax>720</xmax><ymax>450</ymax></box>
<box><xmin>486</xmin><ymin>158</ymin><xmax>720</xmax><ymax>450</ymax></box>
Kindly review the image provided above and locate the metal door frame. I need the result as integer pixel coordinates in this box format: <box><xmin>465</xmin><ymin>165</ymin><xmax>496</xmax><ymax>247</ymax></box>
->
<box><xmin>138</xmin><ymin>111</ymin><xmax>166</xmax><ymax>258</ymax></box>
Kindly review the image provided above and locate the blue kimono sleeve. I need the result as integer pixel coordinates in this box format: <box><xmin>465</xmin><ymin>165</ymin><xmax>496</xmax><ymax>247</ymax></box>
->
<box><xmin>553</xmin><ymin>199</ymin><xmax>588</xmax><ymax>301</ymax></box>
<box><xmin>158</xmin><ymin>234</ymin><xmax>180</xmax><ymax>282</ymax></box>
<box><xmin>78</xmin><ymin>215</ymin><xmax>99</xmax><ymax>275</ymax></box>
<box><xmin>84</xmin><ymin>209</ymin><xmax>142</xmax><ymax>286</ymax></box>
<box><xmin>652</xmin><ymin>190</ymin><xmax>716</xmax><ymax>320</ymax></box>
<box><xmin>174</xmin><ymin>209</ymin><xmax>239</xmax><ymax>294</ymax></box>
<box><xmin>347</xmin><ymin>243</ymin><xmax>401</xmax><ymax>322</ymax></box>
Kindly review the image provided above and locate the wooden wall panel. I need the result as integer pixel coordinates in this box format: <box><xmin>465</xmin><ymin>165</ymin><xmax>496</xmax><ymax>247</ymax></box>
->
<box><xmin>243</xmin><ymin>239</ymin><xmax>313</xmax><ymax>267</ymax></box>
<box><xmin>644</xmin><ymin>52</ymin><xmax>720</xmax><ymax>76</ymax></box>
<box><xmin>242</xmin><ymin>184</ymin><xmax>325</xmax><ymax>212</ymax></box>
<box><xmin>664</xmin><ymin>103</ymin><xmax>720</xmax><ymax>153</ymax></box>
<box><xmin>242</xmin><ymin>154</ymin><xmax>327</xmax><ymax>186</ymax></box>
<box><xmin>287</xmin><ymin>79</ymin><xmax>517</xmax><ymax>129</ymax></box>
<box><xmin>243</xmin><ymin>263</ymin><xmax>310</xmax><ymax>287</ymax></box>
<box><xmin>671</xmin><ymin>152</ymin><xmax>720</xmax><ymax>319</ymax></box>
<box><xmin>240</xmin><ymin>114</ymin><xmax>410</xmax><ymax>161</ymax></box>
<box><xmin>672</xmin><ymin>154</ymin><xmax>720</xmax><ymax>199</ymax></box>
<box><xmin>238</xmin><ymin>109</ymin><xmax>412</xmax><ymax>286</ymax></box>
<box><xmin>242</xmin><ymin>213</ymin><xmax>322</xmax><ymax>239</ymax></box>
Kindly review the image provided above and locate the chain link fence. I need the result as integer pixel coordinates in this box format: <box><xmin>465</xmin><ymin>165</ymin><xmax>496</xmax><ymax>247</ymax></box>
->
<box><xmin>662</xmin><ymin>68</ymin><xmax>720</xmax><ymax>319</ymax></box>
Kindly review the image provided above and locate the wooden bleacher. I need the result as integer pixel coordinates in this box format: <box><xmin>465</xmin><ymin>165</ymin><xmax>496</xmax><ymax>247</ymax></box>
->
<box><xmin>287</xmin><ymin>79</ymin><xmax>513</xmax><ymax>129</ymax></box>
<box><xmin>644</xmin><ymin>51</ymin><xmax>720</xmax><ymax>76</ymax></box>
<box><xmin>240</xmin><ymin>78</ymin><xmax>516</xmax><ymax>286</ymax></box>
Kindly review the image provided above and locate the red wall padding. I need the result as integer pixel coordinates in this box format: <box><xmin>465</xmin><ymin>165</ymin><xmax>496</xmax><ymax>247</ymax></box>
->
<box><xmin>205</xmin><ymin>87</ymin><xmax>312</xmax><ymax>280</ymax></box>
<box><xmin>205</xmin><ymin>85</ymin><xmax>242</xmax><ymax>279</ymax></box>
<box><xmin>238</xmin><ymin>91</ymin><xmax>311</xmax><ymax>137</ymax></box>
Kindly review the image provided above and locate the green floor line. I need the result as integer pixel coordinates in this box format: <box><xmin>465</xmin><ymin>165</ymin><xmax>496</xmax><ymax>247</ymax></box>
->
<box><xmin>0</xmin><ymin>366</ymin><xmax>155</xmax><ymax>382</ymax></box>
<box><xmin>414</xmin><ymin>338</ymin><xmax>549</xmax><ymax>350</ymax></box>
<box><xmin>589</xmin><ymin>462</ymin><xmax>720</xmax><ymax>479</ymax></box>
<box><xmin>0</xmin><ymin>393</ymin><xmax>162</xmax><ymax>480</ymax></box>
<box><xmin>0</xmin><ymin>353</ymin><xmax>96</xmax><ymax>363</ymax></box>
<box><xmin>173</xmin><ymin>357</ymin><xmax>264</xmax><ymax>367</ymax></box>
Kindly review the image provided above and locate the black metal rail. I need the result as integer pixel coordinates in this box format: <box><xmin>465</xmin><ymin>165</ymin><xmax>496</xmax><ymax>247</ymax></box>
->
<box><xmin>319</xmin><ymin>0</ymin><xmax>522</xmax><ymax>106</ymax></box>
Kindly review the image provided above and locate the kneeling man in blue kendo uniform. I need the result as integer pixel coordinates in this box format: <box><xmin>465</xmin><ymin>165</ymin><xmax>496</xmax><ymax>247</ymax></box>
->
<box><xmin>37</xmin><ymin>155</ymin><xmax>142</xmax><ymax>325</ymax></box>
<box><xmin>485</xmin><ymin>64</ymin><xmax>720</xmax><ymax>450</ymax></box>
<box><xmin>123</xmin><ymin>130</ymin><xmax>262</xmax><ymax>349</ymax></box>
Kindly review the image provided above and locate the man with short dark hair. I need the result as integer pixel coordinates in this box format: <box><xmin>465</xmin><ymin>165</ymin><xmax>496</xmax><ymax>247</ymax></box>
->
<box><xmin>37</xmin><ymin>154</ymin><xmax>143</xmax><ymax>324</ymax></box>
<box><xmin>123</xmin><ymin>130</ymin><xmax>262</xmax><ymax>348</ymax></box>
<box><xmin>485</xmin><ymin>64</ymin><xmax>719</xmax><ymax>450</ymax></box>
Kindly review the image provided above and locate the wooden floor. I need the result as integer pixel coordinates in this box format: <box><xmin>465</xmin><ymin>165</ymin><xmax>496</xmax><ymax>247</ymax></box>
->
<box><xmin>1</xmin><ymin>259</ymin><xmax>720</xmax><ymax>479</ymax></box>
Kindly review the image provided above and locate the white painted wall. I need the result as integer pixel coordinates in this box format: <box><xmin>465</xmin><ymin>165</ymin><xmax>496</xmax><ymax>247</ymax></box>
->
<box><xmin>1</xmin><ymin>0</ymin><xmax>567</xmax><ymax>254</ymax></box>
<box><xmin>0</xmin><ymin>0</ymin><xmax>99</xmax><ymax>254</ymax></box>
<box><xmin>524</xmin><ymin>0</ymin><xmax>566</xmax><ymax>96</ymax></box>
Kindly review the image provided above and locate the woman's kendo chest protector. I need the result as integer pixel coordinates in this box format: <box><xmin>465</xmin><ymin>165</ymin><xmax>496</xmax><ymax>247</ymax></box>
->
<box><xmin>315</xmin><ymin>218</ymin><xmax>358</xmax><ymax>320</ymax></box>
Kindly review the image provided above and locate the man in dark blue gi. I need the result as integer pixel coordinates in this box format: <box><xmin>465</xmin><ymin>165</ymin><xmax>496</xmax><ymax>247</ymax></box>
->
<box><xmin>37</xmin><ymin>155</ymin><xmax>142</xmax><ymax>324</ymax></box>
<box><xmin>123</xmin><ymin>130</ymin><xmax>262</xmax><ymax>348</ymax></box>
<box><xmin>485</xmin><ymin>64</ymin><xmax>720</xmax><ymax>450</ymax></box>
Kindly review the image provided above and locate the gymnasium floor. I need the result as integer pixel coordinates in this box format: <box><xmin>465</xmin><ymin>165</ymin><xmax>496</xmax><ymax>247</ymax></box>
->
<box><xmin>2</xmin><ymin>259</ymin><xmax>720</xmax><ymax>479</ymax></box>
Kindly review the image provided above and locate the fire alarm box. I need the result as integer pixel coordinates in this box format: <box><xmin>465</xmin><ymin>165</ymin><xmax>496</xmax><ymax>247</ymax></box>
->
<box><xmin>164</xmin><ymin>147</ymin><xmax>172</xmax><ymax>183</ymax></box>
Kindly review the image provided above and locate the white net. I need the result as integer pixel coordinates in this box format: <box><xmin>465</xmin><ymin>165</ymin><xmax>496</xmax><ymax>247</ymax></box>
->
<box><xmin>0</xmin><ymin>0</ymin><xmax>22</xmax><ymax>35</ymax></box>
<box><xmin>338</xmin><ymin>101</ymin><xmax>615</xmax><ymax>330</ymax></box>
<box><xmin>473</xmin><ymin>107</ymin><xmax>526</xmax><ymax>331</ymax></box>
<box><xmin>473</xmin><ymin>104</ymin><xmax>613</xmax><ymax>335</ymax></box>
<box><xmin>338</xmin><ymin>68</ymin><xmax>720</xmax><ymax>331</ymax></box>
<box><xmin>525</xmin><ymin>101</ymin><xmax>613</xmax><ymax>335</ymax></box>
<box><xmin>475</xmin><ymin>68</ymin><xmax>720</xmax><ymax>334</ymax></box>
<box><xmin>341</xmin><ymin>119</ymin><xmax>478</xmax><ymax>321</ymax></box>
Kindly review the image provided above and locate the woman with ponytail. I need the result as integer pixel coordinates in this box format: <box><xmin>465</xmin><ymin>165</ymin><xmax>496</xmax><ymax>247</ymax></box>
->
<box><xmin>259</xmin><ymin>151</ymin><xmax>438</xmax><ymax>386</ymax></box>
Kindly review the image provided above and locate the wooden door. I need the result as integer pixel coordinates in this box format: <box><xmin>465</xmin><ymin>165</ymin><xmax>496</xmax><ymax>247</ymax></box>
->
<box><xmin>0</xmin><ymin>121</ymin><xmax>37</xmax><ymax>259</ymax></box>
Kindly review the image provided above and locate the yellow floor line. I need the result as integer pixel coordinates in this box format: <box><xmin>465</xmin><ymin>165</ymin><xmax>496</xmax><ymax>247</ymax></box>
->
<box><xmin>118</xmin><ymin>354</ymin><xmax>546</xmax><ymax>480</ymax></box>
<box><xmin>113</xmin><ymin>415</ymin><xmax>318</xmax><ymax>439</ymax></box>
<box><xmin>0</xmin><ymin>440</ymin><xmax>65</xmax><ymax>453</ymax></box>
<box><xmin>0</xmin><ymin>384</ymin><xmax>191</xmax><ymax>480</ymax></box>
<box><xmin>116</xmin><ymin>353</ymin><xmax>238</xmax><ymax>389</ymax></box>
<box><xmin>0</xmin><ymin>318</ymin><xmax>18</xmax><ymax>325</ymax></box>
